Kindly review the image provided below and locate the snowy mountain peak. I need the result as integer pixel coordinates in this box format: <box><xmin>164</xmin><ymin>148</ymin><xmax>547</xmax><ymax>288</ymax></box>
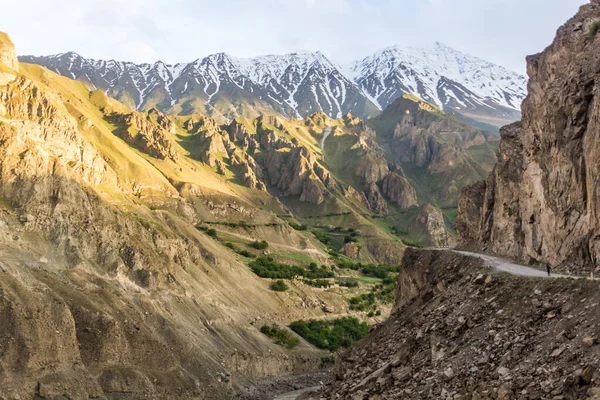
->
<box><xmin>351</xmin><ymin>42</ymin><xmax>527</xmax><ymax>119</ymax></box>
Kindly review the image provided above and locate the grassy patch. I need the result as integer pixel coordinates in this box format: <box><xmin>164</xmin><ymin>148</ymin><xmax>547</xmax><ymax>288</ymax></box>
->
<box><xmin>354</xmin><ymin>276</ymin><xmax>383</xmax><ymax>284</ymax></box>
<box><xmin>260</xmin><ymin>324</ymin><xmax>299</xmax><ymax>349</ymax></box>
<box><xmin>277</xmin><ymin>252</ymin><xmax>318</xmax><ymax>265</ymax></box>
<box><xmin>401</xmin><ymin>238</ymin><xmax>423</xmax><ymax>248</ymax></box>
<box><xmin>289</xmin><ymin>317</ymin><xmax>369</xmax><ymax>352</ymax></box>
<box><xmin>590</xmin><ymin>20</ymin><xmax>600</xmax><ymax>36</ymax></box>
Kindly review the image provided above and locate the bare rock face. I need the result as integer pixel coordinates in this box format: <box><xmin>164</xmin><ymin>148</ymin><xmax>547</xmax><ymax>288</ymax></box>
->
<box><xmin>268</xmin><ymin>147</ymin><xmax>332</xmax><ymax>204</ymax></box>
<box><xmin>457</xmin><ymin>2</ymin><xmax>600</xmax><ymax>271</ymax></box>
<box><xmin>0</xmin><ymin>32</ymin><xmax>18</xmax><ymax>84</ymax></box>
<box><xmin>363</xmin><ymin>183</ymin><xmax>389</xmax><ymax>216</ymax></box>
<box><xmin>411</xmin><ymin>204</ymin><xmax>455</xmax><ymax>248</ymax></box>
<box><xmin>382</xmin><ymin>172</ymin><xmax>417</xmax><ymax>209</ymax></box>
<box><xmin>117</xmin><ymin>111</ymin><xmax>180</xmax><ymax>161</ymax></box>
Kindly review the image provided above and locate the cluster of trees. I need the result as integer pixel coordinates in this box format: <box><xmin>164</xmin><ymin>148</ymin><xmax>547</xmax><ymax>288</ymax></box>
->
<box><xmin>288</xmin><ymin>222</ymin><xmax>307</xmax><ymax>231</ymax></box>
<box><xmin>196</xmin><ymin>225</ymin><xmax>218</xmax><ymax>238</ymax></box>
<box><xmin>289</xmin><ymin>317</ymin><xmax>369</xmax><ymax>351</ymax></box>
<box><xmin>248</xmin><ymin>257</ymin><xmax>335</xmax><ymax>280</ymax></box>
<box><xmin>270</xmin><ymin>280</ymin><xmax>289</xmax><ymax>291</ymax></box>
<box><xmin>250</xmin><ymin>240</ymin><xmax>269</xmax><ymax>250</ymax></box>
<box><xmin>225</xmin><ymin>242</ymin><xmax>256</xmax><ymax>258</ymax></box>
<box><xmin>249</xmin><ymin>257</ymin><xmax>307</xmax><ymax>279</ymax></box>
<box><xmin>338</xmin><ymin>279</ymin><xmax>359</xmax><ymax>288</ymax></box>
<box><xmin>311</xmin><ymin>229</ymin><xmax>332</xmax><ymax>245</ymax></box>
<box><xmin>348</xmin><ymin>282</ymin><xmax>395</xmax><ymax>311</ymax></box>
<box><xmin>335</xmin><ymin>260</ymin><xmax>399</xmax><ymax>279</ymax></box>
<box><xmin>304</xmin><ymin>279</ymin><xmax>331</xmax><ymax>288</ymax></box>
<box><xmin>260</xmin><ymin>324</ymin><xmax>299</xmax><ymax>349</ymax></box>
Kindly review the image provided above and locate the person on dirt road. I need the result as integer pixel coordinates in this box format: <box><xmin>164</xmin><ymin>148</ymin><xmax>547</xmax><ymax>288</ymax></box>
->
<box><xmin>546</xmin><ymin>263</ymin><xmax>551</xmax><ymax>277</ymax></box>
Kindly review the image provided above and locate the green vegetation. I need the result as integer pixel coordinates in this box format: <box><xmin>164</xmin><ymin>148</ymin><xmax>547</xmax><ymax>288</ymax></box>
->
<box><xmin>349</xmin><ymin>292</ymin><xmax>376</xmax><ymax>311</ymax></box>
<box><xmin>250</xmin><ymin>257</ymin><xmax>306</xmax><ymax>279</ymax></box>
<box><xmin>344</xmin><ymin>235</ymin><xmax>358</xmax><ymax>243</ymax></box>
<box><xmin>250</xmin><ymin>240</ymin><xmax>269</xmax><ymax>250</ymax></box>
<box><xmin>401</xmin><ymin>238</ymin><xmax>423</xmax><ymax>248</ymax></box>
<box><xmin>270</xmin><ymin>280</ymin><xmax>289</xmax><ymax>292</ymax></box>
<box><xmin>312</xmin><ymin>229</ymin><xmax>332</xmax><ymax>245</ymax></box>
<box><xmin>206</xmin><ymin>221</ymin><xmax>282</xmax><ymax>229</ymax></box>
<box><xmin>304</xmin><ymin>279</ymin><xmax>331</xmax><ymax>288</ymax></box>
<box><xmin>225</xmin><ymin>242</ymin><xmax>257</xmax><ymax>258</ymax></box>
<box><xmin>590</xmin><ymin>20</ymin><xmax>600</xmax><ymax>36</ymax></box>
<box><xmin>289</xmin><ymin>317</ymin><xmax>369</xmax><ymax>351</ymax></box>
<box><xmin>337</xmin><ymin>279</ymin><xmax>359</xmax><ymax>288</ymax></box>
<box><xmin>288</xmin><ymin>222</ymin><xmax>307</xmax><ymax>231</ymax></box>
<box><xmin>260</xmin><ymin>324</ymin><xmax>299</xmax><ymax>349</ymax></box>
<box><xmin>348</xmin><ymin>281</ymin><xmax>395</xmax><ymax>311</ymax></box>
<box><xmin>248</xmin><ymin>257</ymin><xmax>334</xmax><ymax>280</ymax></box>
<box><xmin>196</xmin><ymin>225</ymin><xmax>217</xmax><ymax>238</ymax></box>
<box><xmin>335</xmin><ymin>259</ymin><xmax>399</xmax><ymax>279</ymax></box>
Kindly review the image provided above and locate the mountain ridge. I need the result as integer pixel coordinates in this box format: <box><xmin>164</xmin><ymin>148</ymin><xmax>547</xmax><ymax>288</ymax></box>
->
<box><xmin>20</xmin><ymin>42</ymin><xmax>526</xmax><ymax>128</ymax></box>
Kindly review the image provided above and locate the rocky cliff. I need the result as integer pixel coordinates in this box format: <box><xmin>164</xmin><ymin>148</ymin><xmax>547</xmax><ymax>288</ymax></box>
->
<box><xmin>370</xmin><ymin>95</ymin><xmax>499</xmax><ymax>208</ymax></box>
<box><xmin>318</xmin><ymin>249</ymin><xmax>600</xmax><ymax>399</ymax></box>
<box><xmin>457</xmin><ymin>1</ymin><xmax>600</xmax><ymax>273</ymax></box>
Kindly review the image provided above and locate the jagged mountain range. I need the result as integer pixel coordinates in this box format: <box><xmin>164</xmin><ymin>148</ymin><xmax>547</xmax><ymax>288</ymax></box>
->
<box><xmin>20</xmin><ymin>43</ymin><xmax>526</xmax><ymax>128</ymax></box>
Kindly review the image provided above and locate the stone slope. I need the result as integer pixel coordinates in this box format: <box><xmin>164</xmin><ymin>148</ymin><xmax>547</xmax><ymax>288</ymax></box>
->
<box><xmin>319</xmin><ymin>249</ymin><xmax>600</xmax><ymax>399</ymax></box>
<box><xmin>457</xmin><ymin>1</ymin><xmax>600</xmax><ymax>273</ymax></box>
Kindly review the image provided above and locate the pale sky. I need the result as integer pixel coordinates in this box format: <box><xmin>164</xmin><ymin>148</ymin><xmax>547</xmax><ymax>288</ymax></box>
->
<box><xmin>2</xmin><ymin>0</ymin><xmax>589</xmax><ymax>73</ymax></box>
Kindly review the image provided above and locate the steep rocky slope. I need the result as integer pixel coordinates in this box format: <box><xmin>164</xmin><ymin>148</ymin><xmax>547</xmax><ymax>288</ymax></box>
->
<box><xmin>369</xmin><ymin>95</ymin><xmax>499</xmax><ymax>208</ymax></box>
<box><xmin>457</xmin><ymin>1</ymin><xmax>600</xmax><ymax>273</ymax></box>
<box><xmin>319</xmin><ymin>249</ymin><xmax>600</xmax><ymax>399</ymax></box>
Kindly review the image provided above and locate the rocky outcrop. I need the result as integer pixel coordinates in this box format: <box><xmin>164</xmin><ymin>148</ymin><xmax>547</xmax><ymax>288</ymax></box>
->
<box><xmin>231</xmin><ymin>150</ymin><xmax>267</xmax><ymax>191</ymax></box>
<box><xmin>457</xmin><ymin>2</ymin><xmax>600</xmax><ymax>272</ymax></box>
<box><xmin>268</xmin><ymin>147</ymin><xmax>332</xmax><ymax>204</ymax></box>
<box><xmin>363</xmin><ymin>183</ymin><xmax>389</xmax><ymax>216</ymax></box>
<box><xmin>411</xmin><ymin>203</ymin><xmax>455</xmax><ymax>247</ymax></box>
<box><xmin>116</xmin><ymin>111</ymin><xmax>180</xmax><ymax>161</ymax></box>
<box><xmin>370</xmin><ymin>95</ymin><xmax>498</xmax><ymax>207</ymax></box>
<box><xmin>320</xmin><ymin>249</ymin><xmax>600</xmax><ymax>399</ymax></box>
<box><xmin>382</xmin><ymin>172</ymin><xmax>417</xmax><ymax>209</ymax></box>
<box><xmin>0</xmin><ymin>33</ymin><xmax>18</xmax><ymax>86</ymax></box>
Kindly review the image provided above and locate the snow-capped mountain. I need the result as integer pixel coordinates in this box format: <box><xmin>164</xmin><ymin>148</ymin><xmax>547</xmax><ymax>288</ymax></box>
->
<box><xmin>20</xmin><ymin>51</ymin><xmax>379</xmax><ymax>122</ymax></box>
<box><xmin>351</xmin><ymin>42</ymin><xmax>527</xmax><ymax>125</ymax></box>
<box><xmin>20</xmin><ymin>43</ymin><xmax>527</xmax><ymax>127</ymax></box>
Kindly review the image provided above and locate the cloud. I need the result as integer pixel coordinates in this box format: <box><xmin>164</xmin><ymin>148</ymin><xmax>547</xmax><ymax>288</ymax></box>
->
<box><xmin>2</xmin><ymin>0</ymin><xmax>588</xmax><ymax>72</ymax></box>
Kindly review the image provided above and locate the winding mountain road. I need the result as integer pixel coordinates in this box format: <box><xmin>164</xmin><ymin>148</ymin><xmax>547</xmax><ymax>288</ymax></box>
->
<box><xmin>450</xmin><ymin>250</ymin><xmax>574</xmax><ymax>279</ymax></box>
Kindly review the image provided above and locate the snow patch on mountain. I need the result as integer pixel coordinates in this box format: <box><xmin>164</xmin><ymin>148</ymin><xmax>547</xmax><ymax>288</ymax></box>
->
<box><xmin>351</xmin><ymin>42</ymin><xmax>527</xmax><ymax>112</ymax></box>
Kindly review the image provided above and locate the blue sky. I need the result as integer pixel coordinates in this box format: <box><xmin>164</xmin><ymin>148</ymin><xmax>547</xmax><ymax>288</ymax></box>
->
<box><xmin>2</xmin><ymin>0</ymin><xmax>588</xmax><ymax>73</ymax></box>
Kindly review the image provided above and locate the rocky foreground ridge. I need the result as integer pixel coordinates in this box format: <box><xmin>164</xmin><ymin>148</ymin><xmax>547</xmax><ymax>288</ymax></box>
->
<box><xmin>318</xmin><ymin>249</ymin><xmax>600</xmax><ymax>399</ymax></box>
<box><xmin>457</xmin><ymin>0</ymin><xmax>600</xmax><ymax>274</ymax></box>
